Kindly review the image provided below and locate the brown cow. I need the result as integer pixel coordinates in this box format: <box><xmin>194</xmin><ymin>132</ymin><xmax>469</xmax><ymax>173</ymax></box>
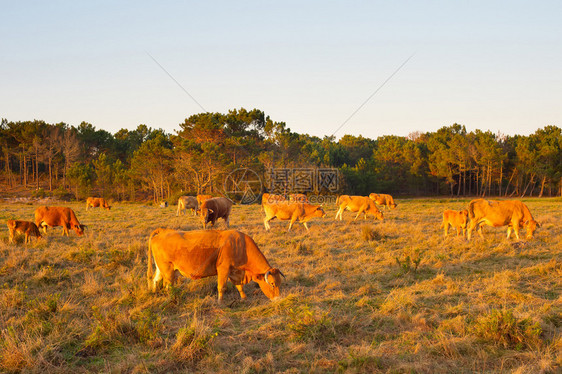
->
<box><xmin>34</xmin><ymin>206</ymin><xmax>86</xmax><ymax>236</ymax></box>
<box><xmin>86</xmin><ymin>197</ymin><xmax>111</xmax><ymax>210</ymax></box>
<box><xmin>289</xmin><ymin>193</ymin><xmax>308</xmax><ymax>203</ymax></box>
<box><xmin>263</xmin><ymin>202</ymin><xmax>326</xmax><ymax>231</ymax></box>
<box><xmin>467</xmin><ymin>199</ymin><xmax>540</xmax><ymax>241</ymax></box>
<box><xmin>369</xmin><ymin>193</ymin><xmax>397</xmax><ymax>210</ymax></box>
<box><xmin>196</xmin><ymin>194</ymin><xmax>213</xmax><ymax>206</ymax></box>
<box><xmin>440</xmin><ymin>210</ymin><xmax>469</xmax><ymax>238</ymax></box>
<box><xmin>198</xmin><ymin>197</ymin><xmax>233</xmax><ymax>229</ymax></box>
<box><xmin>177</xmin><ymin>196</ymin><xmax>198</xmax><ymax>216</ymax></box>
<box><xmin>335</xmin><ymin>196</ymin><xmax>384</xmax><ymax>221</ymax></box>
<box><xmin>147</xmin><ymin>228</ymin><xmax>284</xmax><ymax>301</ymax></box>
<box><xmin>7</xmin><ymin>220</ymin><xmax>42</xmax><ymax>244</ymax></box>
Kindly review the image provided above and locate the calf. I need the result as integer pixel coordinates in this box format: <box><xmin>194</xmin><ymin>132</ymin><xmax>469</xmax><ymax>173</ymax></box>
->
<box><xmin>7</xmin><ymin>220</ymin><xmax>42</xmax><ymax>244</ymax></box>
<box><xmin>440</xmin><ymin>209</ymin><xmax>469</xmax><ymax>238</ymax></box>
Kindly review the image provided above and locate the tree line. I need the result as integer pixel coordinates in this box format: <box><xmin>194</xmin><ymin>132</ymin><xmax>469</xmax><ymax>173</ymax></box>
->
<box><xmin>1</xmin><ymin>109</ymin><xmax>560</xmax><ymax>201</ymax></box>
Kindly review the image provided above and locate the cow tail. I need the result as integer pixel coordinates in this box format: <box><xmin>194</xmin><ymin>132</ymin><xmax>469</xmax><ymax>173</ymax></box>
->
<box><xmin>147</xmin><ymin>229</ymin><xmax>161</xmax><ymax>283</ymax></box>
<box><xmin>467</xmin><ymin>200</ymin><xmax>476</xmax><ymax>220</ymax></box>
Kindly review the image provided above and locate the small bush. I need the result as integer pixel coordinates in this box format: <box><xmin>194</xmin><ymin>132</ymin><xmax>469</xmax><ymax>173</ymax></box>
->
<box><xmin>32</xmin><ymin>188</ymin><xmax>47</xmax><ymax>198</ymax></box>
<box><xmin>472</xmin><ymin>309</ymin><xmax>542</xmax><ymax>350</ymax></box>
<box><xmin>361</xmin><ymin>225</ymin><xmax>382</xmax><ymax>242</ymax></box>
<box><xmin>172</xmin><ymin>314</ymin><xmax>218</xmax><ymax>362</ymax></box>
<box><xmin>287</xmin><ymin>305</ymin><xmax>335</xmax><ymax>343</ymax></box>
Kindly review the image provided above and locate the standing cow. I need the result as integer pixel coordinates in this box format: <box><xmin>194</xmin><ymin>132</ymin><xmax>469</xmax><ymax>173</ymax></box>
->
<box><xmin>335</xmin><ymin>196</ymin><xmax>384</xmax><ymax>221</ymax></box>
<box><xmin>34</xmin><ymin>206</ymin><xmax>86</xmax><ymax>236</ymax></box>
<box><xmin>198</xmin><ymin>197</ymin><xmax>233</xmax><ymax>229</ymax></box>
<box><xmin>263</xmin><ymin>202</ymin><xmax>326</xmax><ymax>231</ymax></box>
<box><xmin>440</xmin><ymin>210</ymin><xmax>469</xmax><ymax>238</ymax></box>
<box><xmin>7</xmin><ymin>220</ymin><xmax>42</xmax><ymax>244</ymax></box>
<box><xmin>147</xmin><ymin>228</ymin><xmax>284</xmax><ymax>301</ymax></box>
<box><xmin>86</xmin><ymin>197</ymin><xmax>111</xmax><ymax>210</ymax></box>
<box><xmin>177</xmin><ymin>196</ymin><xmax>198</xmax><ymax>216</ymax></box>
<box><xmin>467</xmin><ymin>199</ymin><xmax>540</xmax><ymax>241</ymax></box>
<box><xmin>369</xmin><ymin>193</ymin><xmax>397</xmax><ymax>210</ymax></box>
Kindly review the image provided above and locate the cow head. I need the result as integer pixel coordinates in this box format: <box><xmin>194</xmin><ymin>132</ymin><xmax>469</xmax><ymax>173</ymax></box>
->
<box><xmin>104</xmin><ymin>203</ymin><xmax>111</xmax><ymax>210</ymax></box>
<box><xmin>367</xmin><ymin>202</ymin><xmax>384</xmax><ymax>221</ymax></box>
<box><xmin>253</xmin><ymin>268</ymin><xmax>284</xmax><ymax>300</ymax></box>
<box><xmin>74</xmin><ymin>224</ymin><xmax>86</xmax><ymax>236</ymax></box>
<box><xmin>314</xmin><ymin>206</ymin><xmax>326</xmax><ymax>218</ymax></box>
<box><xmin>525</xmin><ymin>219</ymin><xmax>539</xmax><ymax>239</ymax></box>
<box><xmin>198</xmin><ymin>206</ymin><xmax>214</xmax><ymax>228</ymax></box>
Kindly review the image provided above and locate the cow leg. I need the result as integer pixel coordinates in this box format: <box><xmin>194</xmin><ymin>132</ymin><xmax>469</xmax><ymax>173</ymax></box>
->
<box><xmin>216</xmin><ymin>271</ymin><xmax>228</xmax><ymax>302</ymax></box>
<box><xmin>25</xmin><ymin>233</ymin><xmax>30</xmax><ymax>244</ymax></box>
<box><xmin>456</xmin><ymin>226</ymin><xmax>461</xmax><ymax>236</ymax></box>
<box><xmin>506</xmin><ymin>226</ymin><xmax>512</xmax><ymax>239</ymax></box>
<box><xmin>303</xmin><ymin>222</ymin><xmax>310</xmax><ymax>231</ymax></box>
<box><xmin>151</xmin><ymin>265</ymin><xmax>163</xmax><ymax>291</ymax></box>
<box><xmin>467</xmin><ymin>220</ymin><xmax>478</xmax><ymax>240</ymax></box>
<box><xmin>8</xmin><ymin>229</ymin><xmax>14</xmax><ymax>244</ymax></box>
<box><xmin>443</xmin><ymin>223</ymin><xmax>448</xmax><ymax>237</ymax></box>
<box><xmin>263</xmin><ymin>217</ymin><xmax>271</xmax><ymax>230</ymax></box>
<box><xmin>235</xmin><ymin>285</ymin><xmax>247</xmax><ymax>300</ymax></box>
<box><xmin>287</xmin><ymin>219</ymin><xmax>295</xmax><ymax>232</ymax></box>
<box><xmin>354</xmin><ymin>210</ymin><xmax>363</xmax><ymax>221</ymax></box>
<box><xmin>335</xmin><ymin>207</ymin><xmax>344</xmax><ymax>220</ymax></box>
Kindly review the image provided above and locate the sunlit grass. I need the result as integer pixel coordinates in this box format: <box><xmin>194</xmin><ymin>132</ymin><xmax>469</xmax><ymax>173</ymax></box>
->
<box><xmin>0</xmin><ymin>198</ymin><xmax>560</xmax><ymax>372</ymax></box>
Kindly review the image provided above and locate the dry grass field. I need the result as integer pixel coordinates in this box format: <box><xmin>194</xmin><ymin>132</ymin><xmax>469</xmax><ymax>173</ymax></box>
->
<box><xmin>0</xmin><ymin>198</ymin><xmax>561</xmax><ymax>373</ymax></box>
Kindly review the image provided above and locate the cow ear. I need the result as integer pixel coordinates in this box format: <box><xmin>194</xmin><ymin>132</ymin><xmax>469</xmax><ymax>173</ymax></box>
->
<box><xmin>536</xmin><ymin>221</ymin><xmax>541</xmax><ymax>228</ymax></box>
<box><xmin>208</xmin><ymin>209</ymin><xmax>214</xmax><ymax>214</ymax></box>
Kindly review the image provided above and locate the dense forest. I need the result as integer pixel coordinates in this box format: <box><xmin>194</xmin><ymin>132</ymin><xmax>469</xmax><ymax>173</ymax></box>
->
<box><xmin>1</xmin><ymin>109</ymin><xmax>561</xmax><ymax>201</ymax></box>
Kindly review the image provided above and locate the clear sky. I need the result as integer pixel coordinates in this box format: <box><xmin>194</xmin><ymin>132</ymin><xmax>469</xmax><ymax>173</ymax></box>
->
<box><xmin>2</xmin><ymin>1</ymin><xmax>561</xmax><ymax>139</ymax></box>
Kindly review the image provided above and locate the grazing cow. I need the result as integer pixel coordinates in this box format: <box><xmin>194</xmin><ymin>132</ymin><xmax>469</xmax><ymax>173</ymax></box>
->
<box><xmin>198</xmin><ymin>197</ymin><xmax>233</xmax><ymax>229</ymax></box>
<box><xmin>467</xmin><ymin>199</ymin><xmax>540</xmax><ymax>241</ymax></box>
<box><xmin>263</xmin><ymin>202</ymin><xmax>326</xmax><ymax>231</ymax></box>
<box><xmin>335</xmin><ymin>196</ymin><xmax>384</xmax><ymax>221</ymax></box>
<box><xmin>7</xmin><ymin>220</ymin><xmax>42</xmax><ymax>244</ymax></box>
<box><xmin>196</xmin><ymin>194</ymin><xmax>213</xmax><ymax>206</ymax></box>
<box><xmin>440</xmin><ymin>210</ymin><xmax>469</xmax><ymax>238</ymax></box>
<box><xmin>289</xmin><ymin>193</ymin><xmax>308</xmax><ymax>203</ymax></box>
<box><xmin>34</xmin><ymin>206</ymin><xmax>86</xmax><ymax>236</ymax></box>
<box><xmin>176</xmin><ymin>196</ymin><xmax>198</xmax><ymax>216</ymax></box>
<box><xmin>86</xmin><ymin>197</ymin><xmax>111</xmax><ymax>210</ymax></box>
<box><xmin>147</xmin><ymin>228</ymin><xmax>284</xmax><ymax>301</ymax></box>
<box><xmin>369</xmin><ymin>193</ymin><xmax>397</xmax><ymax>210</ymax></box>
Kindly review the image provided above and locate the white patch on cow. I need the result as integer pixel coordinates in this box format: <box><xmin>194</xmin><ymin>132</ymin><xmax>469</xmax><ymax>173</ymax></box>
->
<box><xmin>152</xmin><ymin>262</ymin><xmax>162</xmax><ymax>290</ymax></box>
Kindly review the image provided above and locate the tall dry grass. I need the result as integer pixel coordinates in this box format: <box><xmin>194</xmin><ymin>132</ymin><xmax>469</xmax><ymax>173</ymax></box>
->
<box><xmin>0</xmin><ymin>198</ymin><xmax>560</xmax><ymax>372</ymax></box>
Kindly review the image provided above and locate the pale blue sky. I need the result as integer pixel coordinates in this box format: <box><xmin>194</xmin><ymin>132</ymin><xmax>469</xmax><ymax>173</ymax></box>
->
<box><xmin>2</xmin><ymin>1</ymin><xmax>561</xmax><ymax>139</ymax></box>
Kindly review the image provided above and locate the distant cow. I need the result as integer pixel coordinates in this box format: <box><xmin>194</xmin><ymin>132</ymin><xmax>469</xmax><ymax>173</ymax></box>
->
<box><xmin>177</xmin><ymin>196</ymin><xmax>198</xmax><ymax>216</ymax></box>
<box><xmin>7</xmin><ymin>220</ymin><xmax>42</xmax><ymax>244</ymax></box>
<box><xmin>196</xmin><ymin>194</ymin><xmax>213</xmax><ymax>206</ymax></box>
<box><xmin>369</xmin><ymin>193</ymin><xmax>397</xmax><ymax>210</ymax></box>
<box><xmin>34</xmin><ymin>206</ymin><xmax>86</xmax><ymax>236</ymax></box>
<box><xmin>467</xmin><ymin>199</ymin><xmax>540</xmax><ymax>240</ymax></box>
<box><xmin>198</xmin><ymin>197</ymin><xmax>233</xmax><ymax>229</ymax></box>
<box><xmin>289</xmin><ymin>193</ymin><xmax>308</xmax><ymax>203</ymax></box>
<box><xmin>86</xmin><ymin>197</ymin><xmax>111</xmax><ymax>210</ymax></box>
<box><xmin>147</xmin><ymin>228</ymin><xmax>284</xmax><ymax>301</ymax></box>
<box><xmin>335</xmin><ymin>196</ymin><xmax>384</xmax><ymax>221</ymax></box>
<box><xmin>440</xmin><ymin>210</ymin><xmax>469</xmax><ymax>238</ymax></box>
<box><xmin>263</xmin><ymin>202</ymin><xmax>326</xmax><ymax>231</ymax></box>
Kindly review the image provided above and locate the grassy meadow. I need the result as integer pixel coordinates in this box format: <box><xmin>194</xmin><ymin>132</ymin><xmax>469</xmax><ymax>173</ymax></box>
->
<box><xmin>0</xmin><ymin>198</ymin><xmax>561</xmax><ymax>373</ymax></box>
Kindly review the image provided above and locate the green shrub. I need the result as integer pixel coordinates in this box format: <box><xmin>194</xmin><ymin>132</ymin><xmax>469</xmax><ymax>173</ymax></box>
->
<box><xmin>472</xmin><ymin>309</ymin><xmax>542</xmax><ymax>350</ymax></box>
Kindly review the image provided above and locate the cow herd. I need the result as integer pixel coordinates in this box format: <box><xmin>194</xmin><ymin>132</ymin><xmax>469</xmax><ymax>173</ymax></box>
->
<box><xmin>5</xmin><ymin>193</ymin><xmax>540</xmax><ymax>303</ymax></box>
